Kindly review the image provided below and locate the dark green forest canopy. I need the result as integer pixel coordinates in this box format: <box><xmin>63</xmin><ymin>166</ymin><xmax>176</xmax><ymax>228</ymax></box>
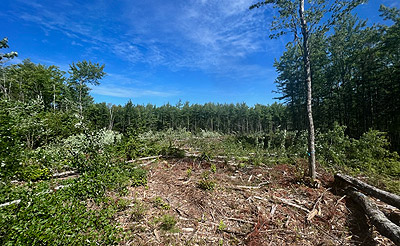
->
<box><xmin>274</xmin><ymin>5</ymin><xmax>400</xmax><ymax>151</ymax></box>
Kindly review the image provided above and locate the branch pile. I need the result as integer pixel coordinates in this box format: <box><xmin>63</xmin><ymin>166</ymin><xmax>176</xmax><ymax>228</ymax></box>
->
<box><xmin>335</xmin><ymin>173</ymin><xmax>400</xmax><ymax>245</ymax></box>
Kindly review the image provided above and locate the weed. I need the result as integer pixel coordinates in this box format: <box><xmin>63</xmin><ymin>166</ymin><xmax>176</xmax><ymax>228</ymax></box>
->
<box><xmin>197</xmin><ymin>171</ymin><xmax>216</xmax><ymax>191</ymax></box>
<box><xmin>130</xmin><ymin>200</ymin><xmax>147</xmax><ymax>221</ymax></box>
<box><xmin>153</xmin><ymin>196</ymin><xmax>171</xmax><ymax>210</ymax></box>
<box><xmin>131</xmin><ymin>168</ymin><xmax>148</xmax><ymax>187</ymax></box>
<box><xmin>186</xmin><ymin>168</ymin><xmax>192</xmax><ymax>179</ymax></box>
<box><xmin>116</xmin><ymin>198</ymin><xmax>130</xmax><ymax>211</ymax></box>
<box><xmin>157</xmin><ymin>214</ymin><xmax>178</xmax><ymax>231</ymax></box>
<box><xmin>218</xmin><ymin>220</ymin><xmax>226</xmax><ymax>231</ymax></box>
<box><xmin>211</xmin><ymin>163</ymin><xmax>217</xmax><ymax>173</ymax></box>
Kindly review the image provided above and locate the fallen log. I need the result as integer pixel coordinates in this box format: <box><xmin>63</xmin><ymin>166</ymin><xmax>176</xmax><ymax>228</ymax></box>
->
<box><xmin>335</xmin><ymin>173</ymin><xmax>400</xmax><ymax>209</ymax></box>
<box><xmin>346</xmin><ymin>189</ymin><xmax>400</xmax><ymax>245</ymax></box>
<box><xmin>52</xmin><ymin>170</ymin><xmax>77</xmax><ymax>179</ymax></box>
<box><xmin>126</xmin><ymin>155</ymin><xmax>162</xmax><ymax>163</ymax></box>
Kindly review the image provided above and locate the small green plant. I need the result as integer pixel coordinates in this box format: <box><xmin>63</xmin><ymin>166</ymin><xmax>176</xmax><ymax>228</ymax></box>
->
<box><xmin>131</xmin><ymin>168</ymin><xmax>148</xmax><ymax>187</ymax></box>
<box><xmin>17</xmin><ymin>165</ymin><xmax>51</xmax><ymax>181</ymax></box>
<box><xmin>130</xmin><ymin>200</ymin><xmax>147</xmax><ymax>221</ymax></box>
<box><xmin>116</xmin><ymin>198</ymin><xmax>130</xmax><ymax>211</ymax></box>
<box><xmin>201</xmin><ymin>170</ymin><xmax>210</xmax><ymax>179</ymax></box>
<box><xmin>153</xmin><ymin>196</ymin><xmax>171</xmax><ymax>210</ymax></box>
<box><xmin>210</xmin><ymin>163</ymin><xmax>217</xmax><ymax>173</ymax></box>
<box><xmin>186</xmin><ymin>167</ymin><xmax>192</xmax><ymax>178</ymax></box>
<box><xmin>197</xmin><ymin>171</ymin><xmax>216</xmax><ymax>191</ymax></box>
<box><xmin>218</xmin><ymin>220</ymin><xmax>226</xmax><ymax>231</ymax></box>
<box><xmin>158</xmin><ymin>214</ymin><xmax>177</xmax><ymax>231</ymax></box>
<box><xmin>238</xmin><ymin>162</ymin><xmax>247</xmax><ymax>168</ymax></box>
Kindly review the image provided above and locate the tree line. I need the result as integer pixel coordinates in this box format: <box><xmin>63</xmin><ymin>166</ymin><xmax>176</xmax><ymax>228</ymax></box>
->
<box><xmin>1</xmin><ymin>3</ymin><xmax>400</xmax><ymax>155</ymax></box>
<box><xmin>274</xmin><ymin>5</ymin><xmax>400</xmax><ymax>151</ymax></box>
<box><xmin>0</xmin><ymin>49</ymin><xmax>288</xmax><ymax>151</ymax></box>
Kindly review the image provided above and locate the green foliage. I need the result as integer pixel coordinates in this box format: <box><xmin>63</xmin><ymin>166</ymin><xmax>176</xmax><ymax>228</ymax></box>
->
<box><xmin>348</xmin><ymin>130</ymin><xmax>400</xmax><ymax>175</ymax></box>
<box><xmin>68</xmin><ymin>60</ymin><xmax>106</xmax><ymax>116</ymax></box>
<box><xmin>0</xmin><ymin>37</ymin><xmax>18</xmax><ymax>62</ymax></box>
<box><xmin>153</xmin><ymin>197</ymin><xmax>171</xmax><ymax>210</ymax></box>
<box><xmin>160</xmin><ymin>146</ymin><xmax>185</xmax><ymax>158</ymax></box>
<box><xmin>130</xmin><ymin>199</ymin><xmax>147</xmax><ymax>221</ymax></box>
<box><xmin>217</xmin><ymin>220</ymin><xmax>226</xmax><ymax>231</ymax></box>
<box><xmin>0</xmin><ymin>191</ymin><xmax>121</xmax><ymax>245</ymax></box>
<box><xmin>210</xmin><ymin>163</ymin><xmax>217</xmax><ymax>173</ymax></box>
<box><xmin>186</xmin><ymin>168</ymin><xmax>192</xmax><ymax>179</ymax></box>
<box><xmin>157</xmin><ymin>214</ymin><xmax>177</xmax><ymax>231</ymax></box>
<box><xmin>119</xmin><ymin>131</ymin><xmax>161</xmax><ymax>161</ymax></box>
<box><xmin>197</xmin><ymin>171</ymin><xmax>216</xmax><ymax>191</ymax></box>
<box><xmin>317</xmin><ymin>123</ymin><xmax>350</xmax><ymax>167</ymax></box>
<box><xmin>17</xmin><ymin>166</ymin><xmax>50</xmax><ymax>182</ymax></box>
<box><xmin>316</xmin><ymin>124</ymin><xmax>400</xmax><ymax>176</ymax></box>
<box><xmin>131</xmin><ymin>168</ymin><xmax>148</xmax><ymax>187</ymax></box>
<box><xmin>116</xmin><ymin>198</ymin><xmax>130</xmax><ymax>211</ymax></box>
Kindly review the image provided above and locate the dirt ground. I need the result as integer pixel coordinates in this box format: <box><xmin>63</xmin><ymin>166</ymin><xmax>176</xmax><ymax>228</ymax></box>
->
<box><xmin>115</xmin><ymin>156</ymin><xmax>397</xmax><ymax>246</ymax></box>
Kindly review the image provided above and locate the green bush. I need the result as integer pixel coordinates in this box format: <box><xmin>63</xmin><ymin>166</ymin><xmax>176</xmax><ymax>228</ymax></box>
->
<box><xmin>17</xmin><ymin>166</ymin><xmax>51</xmax><ymax>182</ymax></box>
<box><xmin>347</xmin><ymin>129</ymin><xmax>400</xmax><ymax>175</ymax></box>
<box><xmin>197</xmin><ymin>171</ymin><xmax>216</xmax><ymax>191</ymax></box>
<box><xmin>153</xmin><ymin>197</ymin><xmax>171</xmax><ymax>210</ymax></box>
<box><xmin>0</xmin><ymin>191</ymin><xmax>121</xmax><ymax>245</ymax></box>
<box><xmin>130</xmin><ymin>200</ymin><xmax>147</xmax><ymax>221</ymax></box>
<box><xmin>158</xmin><ymin>214</ymin><xmax>177</xmax><ymax>231</ymax></box>
<box><xmin>131</xmin><ymin>168</ymin><xmax>148</xmax><ymax>187</ymax></box>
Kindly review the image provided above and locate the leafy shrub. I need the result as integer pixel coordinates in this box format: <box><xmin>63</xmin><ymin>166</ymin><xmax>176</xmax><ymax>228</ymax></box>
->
<box><xmin>160</xmin><ymin>146</ymin><xmax>185</xmax><ymax>158</ymax></box>
<box><xmin>116</xmin><ymin>198</ymin><xmax>130</xmax><ymax>211</ymax></box>
<box><xmin>317</xmin><ymin>123</ymin><xmax>350</xmax><ymax>167</ymax></box>
<box><xmin>131</xmin><ymin>168</ymin><xmax>148</xmax><ymax>187</ymax></box>
<box><xmin>347</xmin><ymin>129</ymin><xmax>400</xmax><ymax>175</ymax></box>
<box><xmin>316</xmin><ymin>124</ymin><xmax>400</xmax><ymax>176</ymax></box>
<box><xmin>158</xmin><ymin>214</ymin><xmax>177</xmax><ymax>231</ymax></box>
<box><xmin>17</xmin><ymin>165</ymin><xmax>51</xmax><ymax>182</ymax></box>
<box><xmin>186</xmin><ymin>168</ymin><xmax>192</xmax><ymax>178</ymax></box>
<box><xmin>218</xmin><ymin>220</ymin><xmax>226</xmax><ymax>231</ymax></box>
<box><xmin>0</xmin><ymin>191</ymin><xmax>121</xmax><ymax>245</ymax></box>
<box><xmin>197</xmin><ymin>171</ymin><xmax>216</xmax><ymax>191</ymax></box>
<box><xmin>130</xmin><ymin>199</ymin><xmax>147</xmax><ymax>221</ymax></box>
<box><xmin>120</xmin><ymin>135</ymin><xmax>161</xmax><ymax>161</ymax></box>
<box><xmin>210</xmin><ymin>163</ymin><xmax>217</xmax><ymax>173</ymax></box>
<box><xmin>153</xmin><ymin>197</ymin><xmax>170</xmax><ymax>210</ymax></box>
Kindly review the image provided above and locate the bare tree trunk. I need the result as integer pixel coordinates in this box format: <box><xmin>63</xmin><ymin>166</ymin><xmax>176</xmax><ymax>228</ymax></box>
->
<box><xmin>53</xmin><ymin>84</ymin><xmax>56</xmax><ymax>111</ymax></box>
<box><xmin>79</xmin><ymin>80</ymin><xmax>83</xmax><ymax>119</ymax></box>
<box><xmin>335</xmin><ymin>173</ymin><xmax>400</xmax><ymax>209</ymax></box>
<box><xmin>299</xmin><ymin>0</ymin><xmax>316</xmax><ymax>180</ymax></box>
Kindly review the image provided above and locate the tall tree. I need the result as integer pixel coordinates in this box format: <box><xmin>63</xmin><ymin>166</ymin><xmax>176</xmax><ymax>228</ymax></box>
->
<box><xmin>250</xmin><ymin>0</ymin><xmax>366</xmax><ymax>180</ymax></box>
<box><xmin>0</xmin><ymin>37</ymin><xmax>18</xmax><ymax>98</ymax></box>
<box><xmin>68</xmin><ymin>61</ymin><xmax>105</xmax><ymax>119</ymax></box>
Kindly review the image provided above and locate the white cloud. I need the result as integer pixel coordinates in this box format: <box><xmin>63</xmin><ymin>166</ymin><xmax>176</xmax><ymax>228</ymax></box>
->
<box><xmin>9</xmin><ymin>0</ymin><xmax>277</xmax><ymax>80</ymax></box>
<box><xmin>91</xmin><ymin>85</ymin><xmax>179</xmax><ymax>98</ymax></box>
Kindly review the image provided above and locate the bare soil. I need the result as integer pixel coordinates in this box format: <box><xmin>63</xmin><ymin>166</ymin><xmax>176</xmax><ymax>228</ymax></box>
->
<box><xmin>115</xmin><ymin>157</ymin><xmax>396</xmax><ymax>246</ymax></box>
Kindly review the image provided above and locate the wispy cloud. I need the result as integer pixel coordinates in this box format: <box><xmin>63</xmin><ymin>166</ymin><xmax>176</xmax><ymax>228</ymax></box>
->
<box><xmin>9</xmin><ymin>0</ymin><xmax>276</xmax><ymax>80</ymax></box>
<box><xmin>91</xmin><ymin>85</ymin><xmax>179</xmax><ymax>98</ymax></box>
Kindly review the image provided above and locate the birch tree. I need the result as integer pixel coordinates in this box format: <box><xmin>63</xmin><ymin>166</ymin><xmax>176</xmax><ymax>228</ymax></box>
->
<box><xmin>250</xmin><ymin>0</ymin><xmax>366</xmax><ymax>180</ymax></box>
<box><xmin>68</xmin><ymin>61</ymin><xmax>105</xmax><ymax>120</ymax></box>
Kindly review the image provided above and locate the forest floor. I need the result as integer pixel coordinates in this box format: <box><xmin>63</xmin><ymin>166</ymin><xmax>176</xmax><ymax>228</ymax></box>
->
<box><xmin>113</xmin><ymin>155</ymin><xmax>396</xmax><ymax>246</ymax></box>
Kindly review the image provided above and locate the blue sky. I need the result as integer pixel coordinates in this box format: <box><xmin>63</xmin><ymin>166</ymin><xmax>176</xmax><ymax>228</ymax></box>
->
<box><xmin>2</xmin><ymin>0</ymin><xmax>400</xmax><ymax>106</ymax></box>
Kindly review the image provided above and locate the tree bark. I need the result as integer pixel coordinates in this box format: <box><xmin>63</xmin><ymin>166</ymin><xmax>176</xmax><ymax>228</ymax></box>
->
<box><xmin>299</xmin><ymin>0</ymin><xmax>316</xmax><ymax>180</ymax></box>
<box><xmin>346</xmin><ymin>189</ymin><xmax>400</xmax><ymax>245</ymax></box>
<box><xmin>79</xmin><ymin>80</ymin><xmax>83</xmax><ymax>119</ymax></box>
<box><xmin>335</xmin><ymin>173</ymin><xmax>400</xmax><ymax>209</ymax></box>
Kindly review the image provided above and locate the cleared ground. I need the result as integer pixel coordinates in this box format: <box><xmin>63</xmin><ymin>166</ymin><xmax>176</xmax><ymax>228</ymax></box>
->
<box><xmin>115</xmin><ymin>156</ymin><xmax>395</xmax><ymax>245</ymax></box>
